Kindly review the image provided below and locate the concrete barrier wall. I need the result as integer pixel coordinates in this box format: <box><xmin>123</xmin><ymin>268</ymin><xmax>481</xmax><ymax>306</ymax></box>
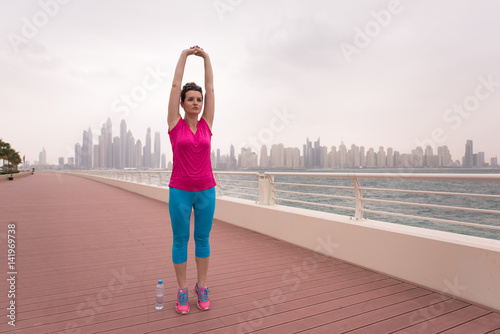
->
<box><xmin>69</xmin><ymin>172</ymin><xmax>500</xmax><ymax>311</ymax></box>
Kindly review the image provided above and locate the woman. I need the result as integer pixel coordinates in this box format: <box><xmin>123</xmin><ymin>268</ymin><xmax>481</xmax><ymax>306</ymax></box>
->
<box><xmin>167</xmin><ymin>46</ymin><xmax>216</xmax><ymax>314</ymax></box>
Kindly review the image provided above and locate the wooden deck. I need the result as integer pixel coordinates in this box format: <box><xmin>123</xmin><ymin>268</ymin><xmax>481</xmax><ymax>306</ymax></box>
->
<box><xmin>1</xmin><ymin>172</ymin><xmax>500</xmax><ymax>334</ymax></box>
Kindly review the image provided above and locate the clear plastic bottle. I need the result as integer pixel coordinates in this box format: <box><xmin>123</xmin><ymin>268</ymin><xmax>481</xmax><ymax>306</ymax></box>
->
<box><xmin>155</xmin><ymin>280</ymin><xmax>164</xmax><ymax>310</ymax></box>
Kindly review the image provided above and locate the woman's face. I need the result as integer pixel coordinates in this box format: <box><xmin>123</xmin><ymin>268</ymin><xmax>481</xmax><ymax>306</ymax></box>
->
<box><xmin>181</xmin><ymin>90</ymin><xmax>203</xmax><ymax>115</ymax></box>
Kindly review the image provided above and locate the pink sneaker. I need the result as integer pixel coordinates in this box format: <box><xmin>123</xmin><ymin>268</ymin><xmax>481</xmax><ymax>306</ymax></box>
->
<box><xmin>176</xmin><ymin>288</ymin><xmax>189</xmax><ymax>314</ymax></box>
<box><xmin>194</xmin><ymin>283</ymin><xmax>211</xmax><ymax>310</ymax></box>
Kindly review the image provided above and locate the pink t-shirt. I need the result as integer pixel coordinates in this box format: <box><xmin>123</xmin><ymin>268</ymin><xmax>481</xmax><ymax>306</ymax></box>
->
<box><xmin>168</xmin><ymin>118</ymin><xmax>216</xmax><ymax>191</ymax></box>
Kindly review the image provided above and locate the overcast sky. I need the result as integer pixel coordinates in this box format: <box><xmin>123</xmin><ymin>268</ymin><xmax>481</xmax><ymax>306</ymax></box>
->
<box><xmin>1</xmin><ymin>0</ymin><xmax>499</xmax><ymax>165</ymax></box>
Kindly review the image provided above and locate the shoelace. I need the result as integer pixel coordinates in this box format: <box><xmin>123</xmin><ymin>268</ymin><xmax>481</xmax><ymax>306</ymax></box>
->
<box><xmin>197</xmin><ymin>287</ymin><xmax>210</xmax><ymax>302</ymax></box>
<box><xmin>177</xmin><ymin>290</ymin><xmax>188</xmax><ymax>305</ymax></box>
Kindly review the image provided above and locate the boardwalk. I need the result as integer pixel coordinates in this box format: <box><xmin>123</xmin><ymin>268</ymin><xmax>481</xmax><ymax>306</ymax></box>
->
<box><xmin>1</xmin><ymin>172</ymin><xmax>500</xmax><ymax>333</ymax></box>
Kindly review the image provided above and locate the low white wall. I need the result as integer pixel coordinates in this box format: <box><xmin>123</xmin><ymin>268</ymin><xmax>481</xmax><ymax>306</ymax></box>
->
<box><xmin>69</xmin><ymin>173</ymin><xmax>500</xmax><ymax>312</ymax></box>
<box><xmin>0</xmin><ymin>171</ymin><xmax>32</xmax><ymax>182</ymax></box>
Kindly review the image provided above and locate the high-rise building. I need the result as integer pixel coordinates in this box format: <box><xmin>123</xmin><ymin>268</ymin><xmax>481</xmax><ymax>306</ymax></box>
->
<box><xmin>284</xmin><ymin>147</ymin><xmax>300</xmax><ymax>168</ymax></box>
<box><xmin>464</xmin><ymin>140</ymin><xmax>473</xmax><ymax>167</ymax></box>
<box><xmin>338</xmin><ymin>142</ymin><xmax>347</xmax><ymax>168</ymax></box>
<box><xmin>75</xmin><ymin>143</ymin><xmax>81</xmax><ymax>168</ymax></box>
<box><xmin>377</xmin><ymin>147</ymin><xmax>386</xmax><ymax>168</ymax></box>
<box><xmin>98</xmin><ymin>124</ymin><xmax>106</xmax><ymax>168</ymax></box>
<box><xmin>161</xmin><ymin>153</ymin><xmax>166</xmax><ymax>169</ymax></box>
<box><xmin>478</xmin><ymin>152</ymin><xmax>485</xmax><ymax>167</ymax></box>
<box><xmin>154</xmin><ymin>132</ymin><xmax>161</xmax><ymax>168</ymax></box>
<box><xmin>359</xmin><ymin>146</ymin><xmax>365</xmax><ymax>167</ymax></box>
<box><xmin>411</xmin><ymin>147</ymin><xmax>424</xmax><ymax>168</ymax></box>
<box><xmin>351</xmin><ymin>144</ymin><xmax>360</xmax><ymax>167</ymax></box>
<box><xmin>303</xmin><ymin>138</ymin><xmax>313</xmax><ymax>168</ymax></box>
<box><xmin>438</xmin><ymin>146</ymin><xmax>452</xmax><ymax>167</ymax></box>
<box><xmin>93</xmin><ymin>144</ymin><xmax>99</xmax><ymax>168</ymax></box>
<box><xmin>136</xmin><ymin>140</ymin><xmax>143</xmax><ymax>168</ymax></box>
<box><xmin>39</xmin><ymin>147</ymin><xmax>47</xmax><ymax>165</ymax></box>
<box><xmin>106</xmin><ymin>118</ymin><xmax>113</xmax><ymax>168</ymax></box>
<box><xmin>393</xmin><ymin>151</ymin><xmax>401</xmax><ymax>168</ymax></box>
<box><xmin>270</xmin><ymin>144</ymin><xmax>285</xmax><ymax>168</ymax></box>
<box><xmin>82</xmin><ymin>127</ymin><xmax>93</xmax><ymax>169</ymax></box>
<box><xmin>113</xmin><ymin>136</ymin><xmax>120</xmax><ymax>168</ymax></box>
<box><xmin>127</xmin><ymin>131</ymin><xmax>135</xmax><ymax>168</ymax></box>
<box><xmin>366</xmin><ymin>148</ymin><xmax>376</xmax><ymax>167</ymax></box>
<box><xmin>120</xmin><ymin>120</ymin><xmax>127</xmax><ymax>169</ymax></box>
<box><xmin>144</xmin><ymin>128</ymin><xmax>152</xmax><ymax>168</ymax></box>
<box><xmin>386</xmin><ymin>147</ymin><xmax>394</xmax><ymax>168</ymax></box>
<box><xmin>230</xmin><ymin>144</ymin><xmax>237</xmax><ymax>169</ymax></box>
<box><xmin>424</xmin><ymin>146</ymin><xmax>433</xmax><ymax>167</ymax></box>
<box><xmin>239</xmin><ymin>147</ymin><xmax>258</xmax><ymax>168</ymax></box>
<box><xmin>313</xmin><ymin>138</ymin><xmax>321</xmax><ymax>167</ymax></box>
<box><xmin>321</xmin><ymin>146</ymin><xmax>328</xmax><ymax>168</ymax></box>
<box><xmin>260</xmin><ymin>145</ymin><xmax>268</xmax><ymax>168</ymax></box>
<box><xmin>329</xmin><ymin>146</ymin><xmax>338</xmax><ymax>168</ymax></box>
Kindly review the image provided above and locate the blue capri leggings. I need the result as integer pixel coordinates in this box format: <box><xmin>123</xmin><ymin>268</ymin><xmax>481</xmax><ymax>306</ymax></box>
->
<box><xmin>168</xmin><ymin>187</ymin><xmax>216</xmax><ymax>264</ymax></box>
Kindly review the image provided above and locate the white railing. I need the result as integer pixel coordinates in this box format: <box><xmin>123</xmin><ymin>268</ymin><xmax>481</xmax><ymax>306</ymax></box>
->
<box><xmin>72</xmin><ymin>170</ymin><xmax>500</xmax><ymax>234</ymax></box>
<box><xmin>265</xmin><ymin>172</ymin><xmax>500</xmax><ymax>233</ymax></box>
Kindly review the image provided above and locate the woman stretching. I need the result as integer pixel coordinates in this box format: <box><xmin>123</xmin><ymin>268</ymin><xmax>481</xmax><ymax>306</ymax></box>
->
<box><xmin>167</xmin><ymin>46</ymin><xmax>216</xmax><ymax>314</ymax></box>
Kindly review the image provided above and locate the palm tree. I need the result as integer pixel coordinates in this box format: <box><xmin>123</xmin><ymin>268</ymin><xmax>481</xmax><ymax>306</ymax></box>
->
<box><xmin>0</xmin><ymin>140</ymin><xmax>21</xmax><ymax>172</ymax></box>
<box><xmin>8</xmin><ymin>149</ymin><xmax>22</xmax><ymax>171</ymax></box>
<box><xmin>0</xmin><ymin>139</ymin><xmax>11</xmax><ymax>172</ymax></box>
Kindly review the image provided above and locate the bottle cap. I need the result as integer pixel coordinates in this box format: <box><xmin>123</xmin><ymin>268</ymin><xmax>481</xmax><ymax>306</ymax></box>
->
<box><xmin>158</xmin><ymin>280</ymin><xmax>163</xmax><ymax>284</ymax></box>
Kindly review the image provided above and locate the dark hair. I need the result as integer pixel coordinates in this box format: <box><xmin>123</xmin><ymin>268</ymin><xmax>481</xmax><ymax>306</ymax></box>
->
<box><xmin>181</xmin><ymin>82</ymin><xmax>203</xmax><ymax>102</ymax></box>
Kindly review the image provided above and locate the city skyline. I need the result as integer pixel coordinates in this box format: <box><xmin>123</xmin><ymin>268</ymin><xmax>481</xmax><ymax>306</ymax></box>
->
<box><xmin>35</xmin><ymin>123</ymin><xmax>498</xmax><ymax>170</ymax></box>
<box><xmin>2</xmin><ymin>1</ymin><xmax>500</xmax><ymax>165</ymax></box>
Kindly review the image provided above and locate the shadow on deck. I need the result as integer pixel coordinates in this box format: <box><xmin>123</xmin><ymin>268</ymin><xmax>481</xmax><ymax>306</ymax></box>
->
<box><xmin>1</xmin><ymin>172</ymin><xmax>500</xmax><ymax>333</ymax></box>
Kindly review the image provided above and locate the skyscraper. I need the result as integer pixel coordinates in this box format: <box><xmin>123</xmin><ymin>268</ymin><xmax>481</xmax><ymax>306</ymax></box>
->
<box><xmin>260</xmin><ymin>145</ymin><xmax>268</xmax><ymax>168</ymax></box>
<box><xmin>154</xmin><ymin>132</ymin><xmax>161</xmax><ymax>168</ymax></box>
<box><xmin>75</xmin><ymin>143</ymin><xmax>81</xmax><ymax>168</ymax></box>
<box><xmin>120</xmin><ymin>120</ymin><xmax>127</xmax><ymax>169</ymax></box>
<box><xmin>106</xmin><ymin>118</ymin><xmax>113</xmax><ymax>168</ymax></box>
<box><xmin>82</xmin><ymin>127</ymin><xmax>93</xmax><ymax>169</ymax></box>
<box><xmin>377</xmin><ymin>147</ymin><xmax>386</xmax><ymax>168</ymax></box>
<box><xmin>136</xmin><ymin>140</ymin><xmax>143</xmax><ymax>169</ymax></box>
<box><xmin>230</xmin><ymin>144</ymin><xmax>236</xmax><ymax>169</ymax></box>
<box><xmin>144</xmin><ymin>128</ymin><xmax>152</xmax><ymax>168</ymax></box>
<box><xmin>366</xmin><ymin>148</ymin><xmax>376</xmax><ymax>167</ymax></box>
<box><xmin>386</xmin><ymin>147</ymin><xmax>394</xmax><ymax>168</ymax></box>
<box><xmin>39</xmin><ymin>147</ymin><xmax>47</xmax><ymax>165</ymax></box>
<box><xmin>464</xmin><ymin>140</ymin><xmax>473</xmax><ymax>167</ymax></box>
<box><xmin>127</xmin><ymin>130</ymin><xmax>135</xmax><ymax>168</ymax></box>
<box><xmin>113</xmin><ymin>136</ymin><xmax>120</xmax><ymax>168</ymax></box>
<box><xmin>438</xmin><ymin>146</ymin><xmax>452</xmax><ymax>167</ymax></box>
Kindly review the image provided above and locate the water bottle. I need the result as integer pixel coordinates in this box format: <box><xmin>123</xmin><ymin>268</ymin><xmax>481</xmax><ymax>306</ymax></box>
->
<box><xmin>155</xmin><ymin>280</ymin><xmax>164</xmax><ymax>310</ymax></box>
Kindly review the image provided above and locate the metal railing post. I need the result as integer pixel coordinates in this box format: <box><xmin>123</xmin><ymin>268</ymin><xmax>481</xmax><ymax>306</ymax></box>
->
<box><xmin>258</xmin><ymin>174</ymin><xmax>275</xmax><ymax>205</ymax></box>
<box><xmin>214</xmin><ymin>174</ymin><xmax>222</xmax><ymax>197</ymax></box>
<box><xmin>351</xmin><ymin>176</ymin><xmax>364</xmax><ymax>220</ymax></box>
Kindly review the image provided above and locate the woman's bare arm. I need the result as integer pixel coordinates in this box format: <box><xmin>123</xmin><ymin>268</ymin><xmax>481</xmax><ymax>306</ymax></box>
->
<box><xmin>167</xmin><ymin>48</ymin><xmax>195</xmax><ymax>131</ymax></box>
<box><xmin>195</xmin><ymin>48</ymin><xmax>215</xmax><ymax>130</ymax></box>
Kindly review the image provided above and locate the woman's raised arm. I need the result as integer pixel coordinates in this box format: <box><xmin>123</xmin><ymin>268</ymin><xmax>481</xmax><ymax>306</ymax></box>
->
<box><xmin>167</xmin><ymin>48</ymin><xmax>194</xmax><ymax>131</ymax></box>
<box><xmin>195</xmin><ymin>48</ymin><xmax>215</xmax><ymax>130</ymax></box>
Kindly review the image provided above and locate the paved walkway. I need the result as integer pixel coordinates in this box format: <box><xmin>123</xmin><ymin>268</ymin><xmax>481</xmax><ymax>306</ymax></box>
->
<box><xmin>1</xmin><ymin>172</ymin><xmax>500</xmax><ymax>333</ymax></box>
